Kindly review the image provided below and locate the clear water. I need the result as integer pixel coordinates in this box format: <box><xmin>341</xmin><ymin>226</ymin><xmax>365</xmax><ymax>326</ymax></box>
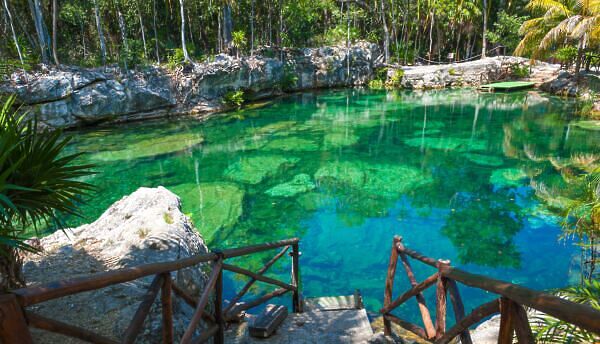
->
<box><xmin>63</xmin><ymin>88</ymin><xmax>599</xmax><ymax>323</ymax></box>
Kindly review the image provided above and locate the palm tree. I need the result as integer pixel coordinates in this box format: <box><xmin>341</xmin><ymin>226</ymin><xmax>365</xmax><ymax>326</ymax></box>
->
<box><xmin>515</xmin><ymin>0</ymin><xmax>600</xmax><ymax>72</ymax></box>
<box><xmin>0</xmin><ymin>96</ymin><xmax>94</xmax><ymax>291</ymax></box>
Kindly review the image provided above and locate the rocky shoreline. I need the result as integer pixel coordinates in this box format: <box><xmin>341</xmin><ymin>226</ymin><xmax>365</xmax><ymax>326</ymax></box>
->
<box><xmin>3</xmin><ymin>42</ymin><xmax>598</xmax><ymax>129</ymax></box>
<box><xmin>1</xmin><ymin>42</ymin><xmax>379</xmax><ymax>129</ymax></box>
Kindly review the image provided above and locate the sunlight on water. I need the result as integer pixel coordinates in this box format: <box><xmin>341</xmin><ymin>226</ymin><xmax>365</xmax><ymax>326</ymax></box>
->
<box><xmin>63</xmin><ymin>88</ymin><xmax>599</xmax><ymax>322</ymax></box>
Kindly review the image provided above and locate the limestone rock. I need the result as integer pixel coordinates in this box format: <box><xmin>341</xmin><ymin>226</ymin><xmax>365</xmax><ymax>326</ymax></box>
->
<box><xmin>23</xmin><ymin>187</ymin><xmax>210</xmax><ymax>343</ymax></box>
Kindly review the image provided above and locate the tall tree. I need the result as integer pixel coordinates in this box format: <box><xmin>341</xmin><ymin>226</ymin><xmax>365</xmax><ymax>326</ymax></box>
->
<box><xmin>179</xmin><ymin>0</ymin><xmax>191</xmax><ymax>62</ymax></box>
<box><xmin>482</xmin><ymin>0</ymin><xmax>488</xmax><ymax>58</ymax></box>
<box><xmin>28</xmin><ymin>0</ymin><xmax>50</xmax><ymax>64</ymax></box>
<box><xmin>93</xmin><ymin>0</ymin><xmax>107</xmax><ymax>64</ymax></box>
<box><xmin>2</xmin><ymin>0</ymin><xmax>24</xmax><ymax>65</ymax></box>
<box><xmin>52</xmin><ymin>0</ymin><xmax>59</xmax><ymax>65</ymax></box>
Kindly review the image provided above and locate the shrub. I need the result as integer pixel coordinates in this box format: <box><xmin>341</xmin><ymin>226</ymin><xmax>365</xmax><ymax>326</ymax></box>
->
<box><xmin>166</xmin><ymin>48</ymin><xmax>185</xmax><ymax>69</ymax></box>
<box><xmin>387</xmin><ymin>69</ymin><xmax>404</xmax><ymax>88</ymax></box>
<box><xmin>448</xmin><ymin>68</ymin><xmax>458</xmax><ymax>76</ymax></box>
<box><xmin>554</xmin><ymin>46</ymin><xmax>578</xmax><ymax>69</ymax></box>
<box><xmin>223</xmin><ymin>90</ymin><xmax>245</xmax><ymax>108</ymax></box>
<box><xmin>368</xmin><ymin>79</ymin><xmax>385</xmax><ymax>89</ymax></box>
<box><xmin>511</xmin><ymin>64</ymin><xmax>530</xmax><ymax>78</ymax></box>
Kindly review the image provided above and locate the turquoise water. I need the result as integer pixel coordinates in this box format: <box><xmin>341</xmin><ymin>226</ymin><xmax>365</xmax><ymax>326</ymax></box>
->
<box><xmin>63</xmin><ymin>88</ymin><xmax>599</xmax><ymax>322</ymax></box>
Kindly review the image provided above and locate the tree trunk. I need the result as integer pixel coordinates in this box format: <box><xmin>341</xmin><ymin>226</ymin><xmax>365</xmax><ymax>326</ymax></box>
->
<box><xmin>179</xmin><ymin>0</ymin><xmax>191</xmax><ymax>62</ymax></box>
<box><xmin>28</xmin><ymin>0</ymin><xmax>50</xmax><ymax>64</ymax></box>
<box><xmin>428</xmin><ymin>10</ymin><xmax>434</xmax><ymax>61</ymax></box>
<box><xmin>0</xmin><ymin>245</ymin><xmax>25</xmax><ymax>292</ymax></box>
<box><xmin>152</xmin><ymin>0</ymin><xmax>160</xmax><ymax>63</ymax></box>
<box><xmin>51</xmin><ymin>0</ymin><xmax>59</xmax><ymax>65</ymax></box>
<box><xmin>481</xmin><ymin>0</ymin><xmax>488</xmax><ymax>58</ymax></box>
<box><xmin>250</xmin><ymin>0</ymin><xmax>255</xmax><ymax>56</ymax></box>
<box><xmin>93</xmin><ymin>0</ymin><xmax>107</xmax><ymax>65</ymax></box>
<box><xmin>2</xmin><ymin>0</ymin><xmax>24</xmax><ymax>65</ymax></box>
<box><xmin>380</xmin><ymin>0</ymin><xmax>389</xmax><ymax>63</ymax></box>
<box><xmin>574</xmin><ymin>38</ymin><xmax>585</xmax><ymax>74</ymax></box>
<box><xmin>137</xmin><ymin>3</ymin><xmax>148</xmax><ymax>60</ymax></box>
<box><xmin>222</xmin><ymin>3</ymin><xmax>233</xmax><ymax>55</ymax></box>
<box><xmin>117</xmin><ymin>7</ymin><xmax>129</xmax><ymax>70</ymax></box>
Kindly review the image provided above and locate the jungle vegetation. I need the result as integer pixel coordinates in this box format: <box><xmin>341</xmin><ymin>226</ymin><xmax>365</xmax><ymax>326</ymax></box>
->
<box><xmin>0</xmin><ymin>0</ymin><xmax>597</xmax><ymax>73</ymax></box>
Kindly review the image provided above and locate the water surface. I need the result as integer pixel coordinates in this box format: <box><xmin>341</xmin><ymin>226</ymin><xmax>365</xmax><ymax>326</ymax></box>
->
<box><xmin>64</xmin><ymin>89</ymin><xmax>599</xmax><ymax>322</ymax></box>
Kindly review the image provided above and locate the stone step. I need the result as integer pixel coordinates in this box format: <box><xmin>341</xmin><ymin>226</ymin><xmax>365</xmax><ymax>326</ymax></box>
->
<box><xmin>225</xmin><ymin>308</ymin><xmax>374</xmax><ymax>343</ymax></box>
<box><xmin>303</xmin><ymin>292</ymin><xmax>363</xmax><ymax>312</ymax></box>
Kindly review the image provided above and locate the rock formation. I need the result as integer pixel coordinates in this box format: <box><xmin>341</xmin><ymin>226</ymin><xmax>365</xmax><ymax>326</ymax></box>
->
<box><xmin>1</xmin><ymin>42</ymin><xmax>379</xmax><ymax>129</ymax></box>
<box><xmin>23</xmin><ymin>187</ymin><xmax>210</xmax><ymax>343</ymax></box>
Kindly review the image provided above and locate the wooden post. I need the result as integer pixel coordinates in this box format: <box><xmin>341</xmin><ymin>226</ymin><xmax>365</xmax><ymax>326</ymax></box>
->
<box><xmin>383</xmin><ymin>236</ymin><xmax>400</xmax><ymax>336</ymax></box>
<box><xmin>0</xmin><ymin>294</ymin><xmax>33</xmax><ymax>344</ymax></box>
<box><xmin>498</xmin><ymin>297</ymin><xmax>515</xmax><ymax>344</ymax></box>
<box><xmin>214</xmin><ymin>266</ymin><xmax>224</xmax><ymax>344</ymax></box>
<box><xmin>397</xmin><ymin>237</ymin><xmax>436</xmax><ymax>339</ymax></box>
<box><xmin>512</xmin><ymin>302</ymin><xmax>534</xmax><ymax>344</ymax></box>
<box><xmin>161</xmin><ymin>273</ymin><xmax>173</xmax><ymax>344</ymax></box>
<box><xmin>447</xmin><ymin>280</ymin><xmax>473</xmax><ymax>344</ymax></box>
<box><xmin>435</xmin><ymin>260</ymin><xmax>450</xmax><ymax>340</ymax></box>
<box><xmin>291</xmin><ymin>243</ymin><xmax>301</xmax><ymax>313</ymax></box>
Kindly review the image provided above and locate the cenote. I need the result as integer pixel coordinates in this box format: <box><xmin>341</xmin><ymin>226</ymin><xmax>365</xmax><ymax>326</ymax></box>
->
<box><xmin>62</xmin><ymin>88</ymin><xmax>598</xmax><ymax>323</ymax></box>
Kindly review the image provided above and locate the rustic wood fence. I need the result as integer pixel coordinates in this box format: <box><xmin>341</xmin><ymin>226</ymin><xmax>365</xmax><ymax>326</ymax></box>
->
<box><xmin>381</xmin><ymin>235</ymin><xmax>600</xmax><ymax>343</ymax></box>
<box><xmin>0</xmin><ymin>238</ymin><xmax>301</xmax><ymax>344</ymax></box>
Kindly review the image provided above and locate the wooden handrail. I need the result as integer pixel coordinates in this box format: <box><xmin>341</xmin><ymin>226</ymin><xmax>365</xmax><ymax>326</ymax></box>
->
<box><xmin>1</xmin><ymin>237</ymin><xmax>301</xmax><ymax>344</ymax></box>
<box><xmin>394</xmin><ymin>237</ymin><xmax>600</xmax><ymax>336</ymax></box>
<box><xmin>11</xmin><ymin>237</ymin><xmax>298</xmax><ymax>307</ymax></box>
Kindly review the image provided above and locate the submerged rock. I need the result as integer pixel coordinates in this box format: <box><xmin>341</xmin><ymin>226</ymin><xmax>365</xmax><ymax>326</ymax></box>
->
<box><xmin>489</xmin><ymin>168</ymin><xmax>528</xmax><ymax>188</ymax></box>
<box><xmin>23</xmin><ymin>187</ymin><xmax>210</xmax><ymax>343</ymax></box>
<box><xmin>265</xmin><ymin>174</ymin><xmax>316</xmax><ymax>197</ymax></box>
<box><xmin>169</xmin><ymin>182</ymin><xmax>244</xmax><ymax>243</ymax></box>
<box><xmin>464</xmin><ymin>153</ymin><xmax>504</xmax><ymax>167</ymax></box>
<box><xmin>224</xmin><ymin>155</ymin><xmax>300</xmax><ymax>184</ymax></box>
<box><xmin>89</xmin><ymin>132</ymin><xmax>204</xmax><ymax>162</ymax></box>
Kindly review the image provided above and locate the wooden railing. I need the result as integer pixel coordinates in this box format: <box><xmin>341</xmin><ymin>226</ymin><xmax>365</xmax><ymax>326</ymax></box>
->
<box><xmin>381</xmin><ymin>236</ymin><xmax>600</xmax><ymax>343</ymax></box>
<box><xmin>0</xmin><ymin>238</ymin><xmax>301</xmax><ymax>344</ymax></box>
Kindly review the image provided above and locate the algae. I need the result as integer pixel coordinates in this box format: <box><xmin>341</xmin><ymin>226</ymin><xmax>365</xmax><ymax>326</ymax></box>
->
<box><xmin>265</xmin><ymin>174</ymin><xmax>316</xmax><ymax>197</ymax></box>
<box><xmin>264</xmin><ymin>137</ymin><xmax>320</xmax><ymax>151</ymax></box>
<box><xmin>323</xmin><ymin>132</ymin><xmax>360</xmax><ymax>148</ymax></box>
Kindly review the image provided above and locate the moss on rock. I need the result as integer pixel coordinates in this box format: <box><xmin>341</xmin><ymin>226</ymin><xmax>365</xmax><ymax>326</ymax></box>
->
<box><xmin>224</xmin><ymin>155</ymin><xmax>300</xmax><ymax>184</ymax></box>
<box><xmin>265</xmin><ymin>174</ymin><xmax>316</xmax><ymax>197</ymax></box>
<box><xmin>90</xmin><ymin>133</ymin><xmax>204</xmax><ymax>162</ymax></box>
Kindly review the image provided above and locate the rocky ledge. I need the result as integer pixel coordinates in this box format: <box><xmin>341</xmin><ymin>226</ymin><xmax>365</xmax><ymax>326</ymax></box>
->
<box><xmin>390</xmin><ymin>56</ymin><xmax>560</xmax><ymax>89</ymax></box>
<box><xmin>23</xmin><ymin>187</ymin><xmax>211</xmax><ymax>343</ymax></box>
<box><xmin>1</xmin><ymin>42</ymin><xmax>379</xmax><ymax>129</ymax></box>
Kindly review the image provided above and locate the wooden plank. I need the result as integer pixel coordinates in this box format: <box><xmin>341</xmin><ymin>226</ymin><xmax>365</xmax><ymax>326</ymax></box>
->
<box><xmin>26</xmin><ymin>312</ymin><xmax>117</xmax><ymax>344</ymax></box>
<box><xmin>379</xmin><ymin>273</ymin><xmax>438</xmax><ymax>314</ymax></box>
<box><xmin>249</xmin><ymin>304</ymin><xmax>288</xmax><ymax>338</ymax></box>
<box><xmin>291</xmin><ymin>243</ymin><xmax>301</xmax><ymax>313</ymax></box>
<box><xmin>225</xmin><ymin>288</ymin><xmax>290</xmax><ymax>321</ymax></box>
<box><xmin>123</xmin><ymin>274</ymin><xmax>164</xmax><ymax>344</ymax></box>
<box><xmin>437</xmin><ymin>264</ymin><xmax>600</xmax><ymax>335</ymax></box>
<box><xmin>447</xmin><ymin>280</ymin><xmax>472</xmax><ymax>344</ymax></box>
<box><xmin>513</xmin><ymin>302</ymin><xmax>534</xmax><ymax>344</ymax></box>
<box><xmin>434</xmin><ymin>298</ymin><xmax>500</xmax><ymax>344</ymax></box>
<box><xmin>161</xmin><ymin>273</ymin><xmax>173</xmax><ymax>344</ymax></box>
<box><xmin>498</xmin><ymin>298</ymin><xmax>515</xmax><ymax>344</ymax></box>
<box><xmin>0</xmin><ymin>294</ymin><xmax>33</xmax><ymax>344</ymax></box>
<box><xmin>395</xmin><ymin>242</ymin><xmax>438</xmax><ymax>267</ymax></box>
<box><xmin>181</xmin><ymin>260</ymin><xmax>223</xmax><ymax>344</ymax></box>
<box><xmin>384</xmin><ymin>314</ymin><xmax>429</xmax><ymax>340</ymax></box>
<box><xmin>220</xmin><ymin>238</ymin><xmax>299</xmax><ymax>260</ymax></box>
<box><xmin>397</xmin><ymin>237</ymin><xmax>436</xmax><ymax>339</ymax></box>
<box><xmin>383</xmin><ymin>236</ymin><xmax>400</xmax><ymax>336</ymax></box>
<box><xmin>222</xmin><ymin>263</ymin><xmax>296</xmax><ymax>291</ymax></box>
<box><xmin>223</xmin><ymin>245</ymin><xmax>289</xmax><ymax>315</ymax></box>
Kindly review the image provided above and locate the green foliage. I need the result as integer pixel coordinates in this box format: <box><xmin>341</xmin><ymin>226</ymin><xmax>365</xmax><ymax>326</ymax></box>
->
<box><xmin>368</xmin><ymin>79</ymin><xmax>385</xmax><ymax>89</ymax></box>
<box><xmin>223</xmin><ymin>90</ymin><xmax>246</xmax><ymax>108</ymax></box>
<box><xmin>534</xmin><ymin>280</ymin><xmax>600</xmax><ymax>343</ymax></box>
<box><xmin>387</xmin><ymin>69</ymin><xmax>404</xmax><ymax>88</ymax></box>
<box><xmin>280</xmin><ymin>64</ymin><xmax>298</xmax><ymax>91</ymax></box>
<box><xmin>314</xmin><ymin>24</ymin><xmax>360</xmax><ymax>46</ymax></box>
<box><xmin>232</xmin><ymin>30</ymin><xmax>247</xmax><ymax>53</ymax></box>
<box><xmin>553</xmin><ymin>46</ymin><xmax>578</xmax><ymax>66</ymax></box>
<box><xmin>166</xmin><ymin>48</ymin><xmax>185</xmax><ymax>69</ymax></box>
<box><xmin>511</xmin><ymin>63</ymin><xmax>530</xmax><ymax>78</ymax></box>
<box><xmin>0</xmin><ymin>95</ymin><xmax>94</xmax><ymax>254</ymax></box>
<box><xmin>448</xmin><ymin>68</ymin><xmax>457</xmax><ymax>76</ymax></box>
<box><xmin>486</xmin><ymin>10</ymin><xmax>528</xmax><ymax>53</ymax></box>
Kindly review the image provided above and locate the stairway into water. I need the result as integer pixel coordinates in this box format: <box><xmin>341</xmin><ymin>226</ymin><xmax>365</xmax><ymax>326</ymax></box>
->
<box><xmin>224</xmin><ymin>293</ymin><xmax>377</xmax><ymax>343</ymax></box>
